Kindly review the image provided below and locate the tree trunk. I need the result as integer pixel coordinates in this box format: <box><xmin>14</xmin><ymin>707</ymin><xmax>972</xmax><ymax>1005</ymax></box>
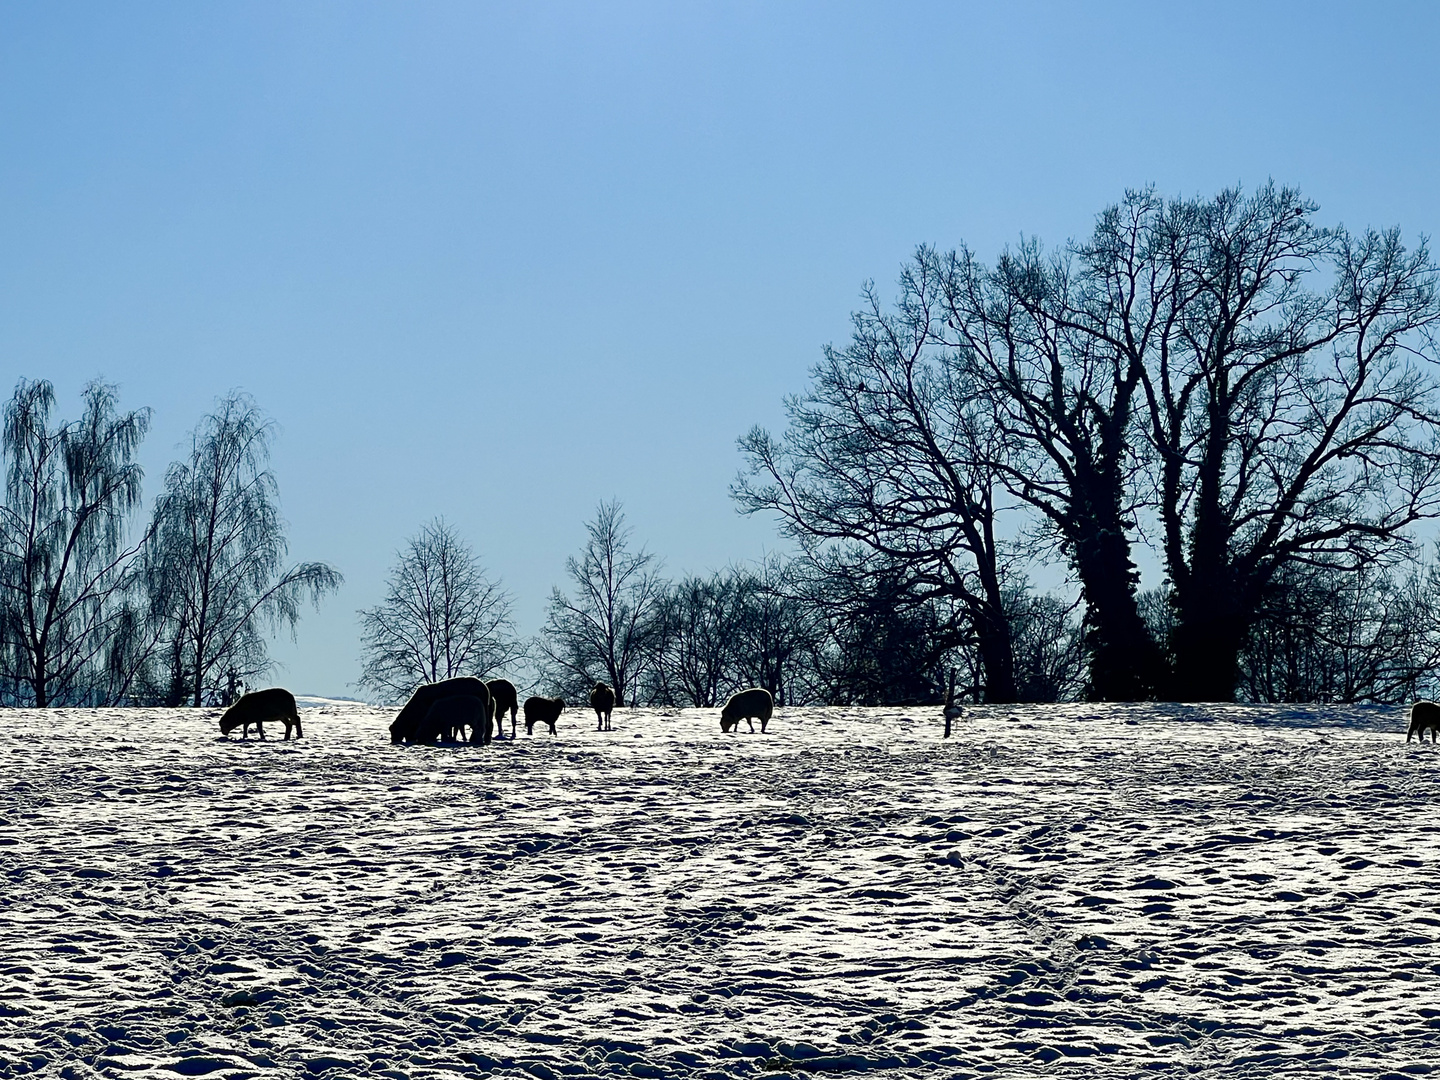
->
<box><xmin>1167</xmin><ymin>406</ymin><xmax>1246</xmax><ymax>702</ymax></box>
<box><xmin>1067</xmin><ymin>460</ymin><xmax>1165</xmax><ymax>700</ymax></box>
<box><xmin>31</xmin><ymin>657</ymin><xmax>47</xmax><ymax>709</ymax></box>
<box><xmin>1071</xmin><ymin>525</ymin><xmax>1163</xmax><ymax>700</ymax></box>
<box><xmin>1169</xmin><ymin>594</ymin><xmax>1247</xmax><ymax>701</ymax></box>
<box><xmin>973</xmin><ymin>598</ymin><xmax>1017</xmax><ymax>703</ymax></box>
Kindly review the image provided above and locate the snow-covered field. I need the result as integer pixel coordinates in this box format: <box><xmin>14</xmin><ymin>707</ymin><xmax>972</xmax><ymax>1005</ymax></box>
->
<box><xmin>3</xmin><ymin>702</ymin><xmax>1439</xmax><ymax>1079</ymax></box>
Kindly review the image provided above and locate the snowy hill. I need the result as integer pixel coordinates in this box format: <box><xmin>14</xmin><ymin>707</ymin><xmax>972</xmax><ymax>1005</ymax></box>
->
<box><xmin>0</xmin><ymin>702</ymin><xmax>1434</xmax><ymax>1077</ymax></box>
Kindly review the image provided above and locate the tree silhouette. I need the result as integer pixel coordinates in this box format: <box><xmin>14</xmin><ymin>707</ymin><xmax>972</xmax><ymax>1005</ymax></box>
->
<box><xmin>358</xmin><ymin>518</ymin><xmax>520</xmax><ymax>702</ymax></box>
<box><xmin>145</xmin><ymin>393</ymin><xmax>340</xmax><ymax>706</ymax></box>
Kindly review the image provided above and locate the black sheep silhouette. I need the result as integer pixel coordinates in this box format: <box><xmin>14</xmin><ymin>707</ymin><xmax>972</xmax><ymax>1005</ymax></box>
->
<box><xmin>390</xmin><ymin>677</ymin><xmax>492</xmax><ymax>745</ymax></box>
<box><xmin>590</xmin><ymin>682</ymin><xmax>615</xmax><ymax>730</ymax></box>
<box><xmin>220</xmin><ymin>688</ymin><xmax>302</xmax><ymax>740</ymax></box>
<box><xmin>523</xmin><ymin>695</ymin><xmax>565</xmax><ymax>735</ymax></box>
<box><xmin>424</xmin><ymin>695</ymin><xmax>490</xmax><ymax>746</ymax></box>
<box><xmin>487</xmin><ymin>678</ymin><xmax>519</xmax><ymax>740</ymax></box>
<box><xmin>720</xmin><ymin>687</ymin><xmax>773</xmax><ymax>733</ymax></box>
<box><xmin>1409</xmin><ymin>700</ymin><xmax>1440</xmax><ymax>742</ymax></box>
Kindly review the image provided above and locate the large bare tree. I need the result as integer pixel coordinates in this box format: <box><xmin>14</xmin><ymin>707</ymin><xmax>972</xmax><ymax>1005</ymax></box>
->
<box><xmin>923</xmin><ymin>194</ymin><xmax>1175</xmax><ymax>700</ymax></box>
<box><xmin>1135</xmin><ymin>185</ymin><xmax>1440</xmax><ymax>699</ymax></box>
<box><xmin>736</xmin><ymin>272</ymin><xmax>1022</xmax><ymax>702</ymax></box>
<box><xmin>357</xmin><ymin>518</ymin><xmax>520</xmax><ymax>702</ymax></box>
<box><xmin>915</xmin><ymin>184</ymin><xmax>1440</xmax><ymax>701</ymax></box>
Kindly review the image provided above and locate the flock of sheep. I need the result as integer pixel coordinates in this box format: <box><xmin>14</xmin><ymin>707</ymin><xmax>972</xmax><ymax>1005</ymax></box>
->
<box><xmin>214</xmin><ymin>686</ymin><xmax>1440</xmax><ymax>745</ymax></box>
<box><xmin>215</xmin><ymin>681</ymin><xmax>776</xmax><ymax>743</ymax></box>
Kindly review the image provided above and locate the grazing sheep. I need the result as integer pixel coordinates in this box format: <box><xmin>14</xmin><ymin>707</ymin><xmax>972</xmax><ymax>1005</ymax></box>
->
<box><xmin>523</xmin><ymin>695</ymin><xmax>566</xmax><ymax>735</ymax></box>
<box><xmin>488</xmin><ymin>678</ymin><xmax>519</xmax><ymax>740</ymax></box>
<box><xmin>390</xmin><ymin>677</ymin><xmax>491</xmax><ymax>745</ymax></box>
<box><xmin>424</xmin><ymin>695</ymin><xmax>491</xmax><ymax>746</ymax></box>
<box><xmin>720</xmin><ymin>687</ymin><xmax>773</xmax><ymax>733</ymax></box>
<box><xmin>590</xmin><ymin>682</ymin><xmax>615</xmax><ymax>730</ymax></box>
<box><xmin>219</xmin><ymin>688</ymin><xmax>302</xmax><ymax>740</ymax></box>
<box><xmin>1409</xmin><ymin>700</ymin><xmax>1440</xmax><ymax>743</ymax></box>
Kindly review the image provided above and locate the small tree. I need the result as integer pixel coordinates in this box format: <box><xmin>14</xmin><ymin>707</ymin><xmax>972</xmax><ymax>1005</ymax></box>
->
<box><xmin>357</xmin><ymin>518</ymin><xmax>521</xmax><ymax>703</ymax></box>
<box><xmin>538</xmin><ymin>501</ymin><xmax>665</xmax><ymax>706</ymax></box>
<box><xmin>799</xmin><ymin>549</ymin><xmax>966</xmax><ymax>706</ymax></box>
<box><xmin>652</xmin><ymin>571</ymin><xmax>745</xmax><ymax>707</ymax></box>
<box><xmin>1005</xmin><ymin>581</ymin><xmax>1086</xmax><ymax>703</ymax></box>
<box><xmin>729</xmin><ymin>556</ymin><xmax>818</xmax><ymax>707</ymax></box>
<box><xmin>0</xmin><ymin>379</ymin><xmax>151</xmax><ymax>706</ymax></box>
<box><xmin>145</xmin><ymin>393</ymin><xmax>341</xmax><ymax>706</ymax></box>
<box><xmin>1238</xmin><ymin>556</ymin><xmax>1440</xmax><ymax>704</ymax></box>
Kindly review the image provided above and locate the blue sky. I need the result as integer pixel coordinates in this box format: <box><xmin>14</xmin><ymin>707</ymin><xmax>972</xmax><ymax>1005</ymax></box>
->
<box><xmin>2</xmin><ymin>2</ymin><xmax>1437</xmax><ymax>697</ymax></box>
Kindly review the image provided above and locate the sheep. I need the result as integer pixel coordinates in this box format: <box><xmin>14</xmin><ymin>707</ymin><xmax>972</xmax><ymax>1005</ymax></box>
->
<box><xmin>488</xmin><ymin>678</ymin><xmax>519</xmax><ymax>740</ymax></box>
<box><xmin>1408</xmin><ymin>700</ymin><xmax>1440</xmax><ymax>743</ymax></box>
<box><xmin>523</xmin><ymin>696</ymin><xmax>566</xmax><ymax>735</ymax></box>
<box><xmin>390</xmin><ymin>677</ymin><xmax>492</xmax><ymax>745</ymax></box>
<box><xmin>720</xmin><ymin>687</ymin><xmax>773</xmax><ymax>733</ymax></box>
<box><xmin>590</xmin><ymin>682</ymin><xmax>615</xmax><ymax>730</ymax></box>
<box><xmin>219</xmin><ymin>688</ymin><xmax>302</xmax><ymax>740</ymax></box>
<box><xmin>423</xmin><ymin>695</ymin><xmax>491</xmax><ymax>746</ymax></box>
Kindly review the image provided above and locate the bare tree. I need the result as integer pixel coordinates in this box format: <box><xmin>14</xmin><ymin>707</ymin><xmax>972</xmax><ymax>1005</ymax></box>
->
<box><xmin>904</xmin><ymin>184</ymin><xmax>1440</xmax><ymax>702</ymax></box>
<box><xmin>736</xmin><ymin>272</ymin><xmax>1023</xmax><ymax>702</ymax></box>
<box><xmin>651</xmin><ymin>571</ymin><xmax>745</xmax><ymax>707</ymax></box>
<box><xmin>923</xmin><ymin>195</ymin><xmax>1175</xmax><ymax>701</ymax></box>
<box><xmin>730</xmin><ymin>555</ymin><xmax>819</xmax><ymax>707</ymax></box>
<box><xmin>537</xmin><ymin>501</ymin><xmax>664</xmax><ymax>706</ymax></box>
<box><xmin>0</xmin><ymin>379</ymin><xmax>151</xmax><ymax>706</ymax></box>
<box><xmin>1239</xmin><ymin>556</ymin><xmax>1440</xmax><ymax>705</ymax></box>
<box><xmin>799</xmin><ymin>549</ymin><xmax>965</xmax><ymax>706</ymax></box>
<box><xmin>146</xmin><ymin>393</ymin><xmax>341</xmax><ymax>706</ymax></box>
<box><xmin>1005</xmin><ymin>581</ymin><xmax>1086</xmax><ymax>703</ymax></box>
<box><xmin>1134</xmin><ymin>185</ymin><xmax>1440</xmax><ymax>699</ymax></box>
<box><xmin>357</xmin><ymin>518</ymin><xmax>521</xmax><ymax>703</ymax></box>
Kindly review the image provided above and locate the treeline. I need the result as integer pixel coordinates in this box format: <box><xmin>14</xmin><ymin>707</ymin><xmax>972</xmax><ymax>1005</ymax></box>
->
<box><xmin>0</xmin><ymin>382</ymin><xmax>340</xmax><ymax>707</ymax></box>
<box><xmin>530</xmin><ymin>502</ymin><xmax>1090</xmax><ymax>708</ymax></box>
<box><xmin>363</xmin><ymin>497</ymin><xmax>1440</xmax><ymax>711</ymax></box>
<box><xmin>358</xmin><ymin>503</ymin><xmax>1087</xmax><ymax>709</ymax></box>
<box><xmin>11</xmin><ymin>183</ymin><xmax>1440</xmax><ymax>709</ymax></box>
<box><xmin>736</xmin><ymin>183</ymin><xmax>1440</xmax><ymax>704</ymax></box>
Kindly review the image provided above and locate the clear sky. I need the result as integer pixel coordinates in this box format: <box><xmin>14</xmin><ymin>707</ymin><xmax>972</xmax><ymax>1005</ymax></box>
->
<box><xmin>2</xmin><ymin>2</ymin><xmax>1437</xmax><ymax>698</ymax></box>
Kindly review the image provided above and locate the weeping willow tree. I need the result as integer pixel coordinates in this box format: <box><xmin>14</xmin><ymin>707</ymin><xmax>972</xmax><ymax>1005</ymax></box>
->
<box><xmin>145</xmin><ymin>393</ymin><xmax>341</xmax><ymax>706</ymax></box>
<box><xmin>0</xmin><ymin>379</ymin><xmax>151</xmax><ymax>706</ymax></box>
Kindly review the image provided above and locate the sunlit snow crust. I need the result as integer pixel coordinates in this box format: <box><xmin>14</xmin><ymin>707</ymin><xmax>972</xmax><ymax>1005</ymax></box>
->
<box><xmin>1</xmin><ymin>703</ymin><xmax>1436</xmax><ymax>1077</ymax></box>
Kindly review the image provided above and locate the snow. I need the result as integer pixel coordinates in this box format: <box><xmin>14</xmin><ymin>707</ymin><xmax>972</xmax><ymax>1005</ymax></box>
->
<box><xmin>2</xmin><ymin>702</ymin><xmax>1438</xmax><ymax>1078</ymax></box>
